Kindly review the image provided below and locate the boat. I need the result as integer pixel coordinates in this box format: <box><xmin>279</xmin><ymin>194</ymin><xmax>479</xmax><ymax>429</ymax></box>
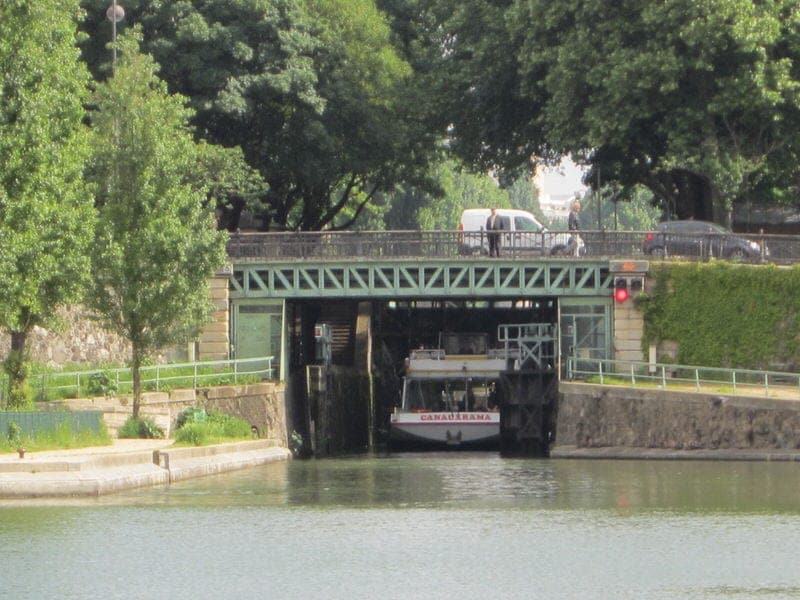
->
<box><xmin>389</xmin><ymin>346</ymin><xmax>505</xmax><ymax>448</ymax></box>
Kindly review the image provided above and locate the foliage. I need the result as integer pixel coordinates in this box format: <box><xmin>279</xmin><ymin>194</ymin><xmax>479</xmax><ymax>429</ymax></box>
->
<box><xmin>0</xmin><ymin>420</ymin><xmax>111</xmax><ymax>454</ymax></box>
<box><xmin>3</xmin><ymin>352</ymin><xmax>31</xmax><ymax>409</ymax></box>
<box><xmin>383</xmin><ymin>160</ymin><xmax>516</xmax><ymax>230</ymax></box>
<box><xmin>176</xmin><ymin>407</ymin><xmax>207</xmax><ymax>430</ymax></box>
<box><xmin>80</xmin><ymin>0</ymin><xmax>436</xmax><ymax>231</ymax></box>
<box><xmin>506</xmin><ymin>174</ymin><xmax>546</xmax><ymax>226</ymax></box>
<box><xmin>87</xmin><ymin>372</ymin><xmax>118</xmax><ymax>397</ymax></box>
<box><xmin>88</xmin><ymin>33</ymin><xmax>228</xmax><ymax>419</ymax></box>
<box><xmin>577</xmin><ymin>186</ymin><xmax>662</xmax><ymax>231</ymax></box>
<box><xmin>426</xmin><ymin>0</ymin><xmax>800</xmax><ymax>223</ymax></box>
<box><xmin>118</xmin><ymin>416</ymin><xmax>165</xmax><ymax>440</ymax></box>
<box><xmin>638</xmin><ymin>263</ymin><xmax>800</xmax><ymax>370</ymax></box>
<box><xmin>0</xmin><ymin>1</ymin><xmax>95</xmax><ymax>407</ymax></box>
<box><xmin>6</xmin><ymin>421</ymin><xmax>21</xmax><ymax>447</ymax></box>
<box><xmin>174</xmin><ymin>411</ymin><xmax>252</xmax><ymax>446</ymax></box>
<box><xmin>191</xmin><ymin>142</ymin><xmax>268</xmax><ymax>232</ymax></box>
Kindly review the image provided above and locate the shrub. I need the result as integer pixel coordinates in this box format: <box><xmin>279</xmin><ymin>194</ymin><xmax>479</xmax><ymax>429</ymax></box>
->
<box><xmin>6</xmin><ymin>421</ymin><xmax>21</xmax><ymax>446</ymax></box>
<box><xmin>174</xmin><ymin>411</ymin><xmax>252</xmax><ymax>446</ymax></box>
<box><xmin>639</xmin><ymin>263</ymin><xmax>800</xmax><ymax>370</ymax></box>
<box><xmin>87</xmin><ymin>371</ymin><xmax>118</xmax><ymax>397</ymax></box>
<box><xmin>207</xmin><ymin>411</ymin><xmax>251</xmax><ymax>438</ymax></box>
<box><xmin>176</xmin><ymin>406</ymin><xmax>207</xmax><ymax>429</ymax></box>
<box><xmin>118</xmin><ymin>416</ymin><xmax>165</xmax><ymax>439</ymax></box>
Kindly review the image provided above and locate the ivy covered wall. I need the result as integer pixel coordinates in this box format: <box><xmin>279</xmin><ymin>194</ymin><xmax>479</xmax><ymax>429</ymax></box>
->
<box><xmin>638</xmin><ymin>263</ymin><xmax>800</xmax><ymax>370</ymax></box>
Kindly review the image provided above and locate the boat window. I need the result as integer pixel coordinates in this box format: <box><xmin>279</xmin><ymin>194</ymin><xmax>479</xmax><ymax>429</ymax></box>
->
<box><xmin>403</xmin><ymin>378</ymin><xmax>498</xmax><ymax>412</ymax></box>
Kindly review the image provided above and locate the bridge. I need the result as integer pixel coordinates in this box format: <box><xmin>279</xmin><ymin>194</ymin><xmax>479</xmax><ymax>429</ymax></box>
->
<box><xmin>226</xmin><ymin>229</ymin><xmax>799</xmax><ymax>299</ymax></box>
<box><xmin>214</xmin><ymin>229</ymin><xmax>800</xmax><ymax>456</ymax></box>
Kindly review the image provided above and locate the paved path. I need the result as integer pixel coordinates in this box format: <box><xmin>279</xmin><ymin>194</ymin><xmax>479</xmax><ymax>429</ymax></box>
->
<box><xmin>0</xmin><ymin>439</ymin><xmax>172</xmax><ymax>465</ymax></box>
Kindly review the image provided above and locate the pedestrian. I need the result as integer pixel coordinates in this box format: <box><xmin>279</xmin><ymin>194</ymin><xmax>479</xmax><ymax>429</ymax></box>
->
<box><xmin>486</xmin><ymin>207</ymin><xmax>504</xmax><ymax>257</ymax></box>
<box><xmin>568</xmin><ymin>200</ymin><xmax>581</xmax><ymax>232</ymax></box>
<box><xmin>568</xmin><ymin>200</ymin><xmax>582</xmax><ymax>257</ymax></box>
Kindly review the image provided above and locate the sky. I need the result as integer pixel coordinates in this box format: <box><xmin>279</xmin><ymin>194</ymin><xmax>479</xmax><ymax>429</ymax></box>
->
<box><xmin>538</xmin><ymin>157</ymin><xmax>587</xmax><ymax>199</ymax></box>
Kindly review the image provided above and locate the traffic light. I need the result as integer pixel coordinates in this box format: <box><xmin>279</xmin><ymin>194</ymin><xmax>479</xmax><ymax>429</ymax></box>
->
<box><xmin>613</xmin><ymin>276</ymin><xmax>645</xmax><ymax>303</ymax></box>
<box><xmin>614</xmin><ymin>278</ymin><xmax>629</xmax><ymax>303</ymax></box>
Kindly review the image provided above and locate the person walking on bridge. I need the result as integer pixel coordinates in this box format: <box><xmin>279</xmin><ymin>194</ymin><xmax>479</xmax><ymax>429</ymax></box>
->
<box><xmin>486</xmin><ymin>207</ymin><xmax>505</xmax><ymax>257</ymax></box>
<box><xmin>567</xmin><ymin>200</ymin><xmax>582</xmax><ymax>257</ymax></box>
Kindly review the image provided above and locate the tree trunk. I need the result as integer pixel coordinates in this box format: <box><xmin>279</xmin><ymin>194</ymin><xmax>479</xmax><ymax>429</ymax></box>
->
<box><xmin>131</xmin><ymin>343</ymin><xmax>142</xmax><ymax>420</ymax></box>
<box><xmin>5</xmin><ymin>329</ymin><xmax>30</xmax><ymax>409</ymax></box>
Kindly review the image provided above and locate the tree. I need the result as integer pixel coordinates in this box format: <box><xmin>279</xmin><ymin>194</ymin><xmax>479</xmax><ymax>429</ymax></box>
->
<box><xmin>577</xmin><ymin>187</ymin><xmax>662</xmax><ymax>232</ymax></box>
<box><xmin>89</xmin><ymin>34</ymin><xmax>227</xmax><ymax>419</ymax></box>
<box><xmin>0</xmin><ymin>1</ymin><xmax>94</xmax><ymax>407</ymax></box>
<box><xmin>506</xmin><ymin>172</ymin><xmax>546</xmax><ymax>225</ymax></box>
<box><xmin>384</xmin><ymin>160</ymin><xmax>511</xmax><ymax>230</ymax></box>
<box><xmin>427</xmin><ymin>0</ymin><xmax>800</xmax><ymax>224</ymax></box>
<box><xmin>80</xmin><ymin>0</ymin><xmax>437</xmax><ymax>231</ymax></box>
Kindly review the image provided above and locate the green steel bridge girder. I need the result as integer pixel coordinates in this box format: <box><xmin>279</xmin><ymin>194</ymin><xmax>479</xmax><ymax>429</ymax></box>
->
<box><xmin>229</xmin><ymin>259</ymin><xmax>615</xmax><ymax>299</ymax></box>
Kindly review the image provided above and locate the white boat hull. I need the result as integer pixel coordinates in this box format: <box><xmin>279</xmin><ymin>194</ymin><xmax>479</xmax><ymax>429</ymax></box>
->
<box><xmin>390</xmin><ymin>412</ymin><xmax>500</xmax><ymax>446</ymax></box>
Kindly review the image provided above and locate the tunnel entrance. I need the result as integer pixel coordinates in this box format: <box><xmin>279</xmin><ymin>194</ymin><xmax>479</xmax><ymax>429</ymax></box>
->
<box><xmin>239</xmin><ymin>294</ymin><xmax>612</xmax><ymax>457</ymax></box>
<box><xmin>372</xmin><ymin>299</ymin><xmax>559</xmax><ymax>455</ymax></box>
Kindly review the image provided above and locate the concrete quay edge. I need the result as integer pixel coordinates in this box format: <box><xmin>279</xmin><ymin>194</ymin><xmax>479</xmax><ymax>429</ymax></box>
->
<box><xmin>0</xmin><ymin>439</ymin><xmax>290</xmax><ymax>498</ymax></box>
<box><xmin>551</xmin><ymin>445</ymin><xmax>800</xmax><ymax>462</ymax></box>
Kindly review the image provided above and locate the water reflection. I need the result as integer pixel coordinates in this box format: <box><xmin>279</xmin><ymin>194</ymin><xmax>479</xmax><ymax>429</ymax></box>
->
<box><xmin>2</xmin><ymin>455</ymin><xmax>800</xmax><ymax>599</ymax></box>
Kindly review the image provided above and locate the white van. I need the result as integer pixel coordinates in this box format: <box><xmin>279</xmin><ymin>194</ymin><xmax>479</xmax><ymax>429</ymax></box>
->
<box><xmin>459</xmin><ymin>208</ymin><xmax>550</xmax><ymax>255</ymax></box>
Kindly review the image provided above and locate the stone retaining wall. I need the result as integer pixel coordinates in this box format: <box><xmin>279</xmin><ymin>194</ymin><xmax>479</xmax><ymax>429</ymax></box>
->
<box><xmin>55</xmin><ymin>382</ymin><xmax>287</xmax><ymax>445</ymax></box>
<box><xmin>556</xmin><ymin>382</ymin><xmax>800</xmax><ymax>451</ymax></box>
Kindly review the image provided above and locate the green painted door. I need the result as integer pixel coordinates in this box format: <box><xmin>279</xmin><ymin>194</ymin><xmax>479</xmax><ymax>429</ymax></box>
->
<box><xmin>234</xmin><ymin>302</ymin><xmax>283</xmax><ymax>378</ymax></box>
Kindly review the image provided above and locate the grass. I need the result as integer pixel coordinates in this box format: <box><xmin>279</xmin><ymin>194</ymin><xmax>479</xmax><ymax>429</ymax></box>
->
<box><xmin>173</xmin><ymin>411</ymin><xmax>253</xmax><ymax>447</ymax></box>
<box><xmin>0</xmin><ymin>421</ymin><xmax>111</xmax><ymax>454</ymax></box>
<box><xmin>582</xmin><ymin>374</ymin><xmax>797</xmax><ymax>398</ymax></box>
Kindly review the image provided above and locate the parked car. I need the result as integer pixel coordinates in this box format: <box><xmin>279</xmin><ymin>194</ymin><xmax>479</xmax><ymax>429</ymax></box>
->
<box><xmin>459</xmin><ymin>208</ymin><xmax>569</xmax><ymax>255</ymax></box>
<box><xmin>643</xmin><ymin>220</ymin><xmax>767</xmax><ymax>259</ymax></box>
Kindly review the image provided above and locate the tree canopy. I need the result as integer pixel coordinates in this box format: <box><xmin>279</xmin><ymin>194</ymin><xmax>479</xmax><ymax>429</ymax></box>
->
<box><xmin>0</xmin><ymin>0</ymin><xmax>95</xmax><ymax>406</ymax></box>
<box><xmin>80</xmin><ymin>0</ymin><xmax>437</xmax><ymax>231</ymax></box>
<box><xmin>424</xmin><ymin>0</ymin><xmax>800</xmax><ymax>224</ymax></box>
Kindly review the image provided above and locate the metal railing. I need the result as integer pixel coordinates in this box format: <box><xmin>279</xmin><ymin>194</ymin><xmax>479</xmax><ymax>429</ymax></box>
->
<box><xmin>566</xmin><ymin>357</ymin><xmax>800</xmax><ymax>399</ymax></box>
<box><xmin>0</xmin><ymin>356</ymin><xmax>275</xmax><ymax>406</ymax></box>
<box><xmin>227</xmin><ymin>230</ymin><xmax>800</xmax><ymax>263</ymax></box>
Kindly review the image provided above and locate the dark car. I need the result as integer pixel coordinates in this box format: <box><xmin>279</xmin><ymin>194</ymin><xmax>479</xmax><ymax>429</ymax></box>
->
<box><xmin>642</xmin><ymin>220</ymin><xmax>767</xmax><ymax>259</ymax></box>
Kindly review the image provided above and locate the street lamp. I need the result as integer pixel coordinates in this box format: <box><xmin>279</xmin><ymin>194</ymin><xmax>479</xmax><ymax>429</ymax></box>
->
<box><xmin>106</xmin><ymin>1</ymin><xmax>125</xmax><ymax>73</ymax></box>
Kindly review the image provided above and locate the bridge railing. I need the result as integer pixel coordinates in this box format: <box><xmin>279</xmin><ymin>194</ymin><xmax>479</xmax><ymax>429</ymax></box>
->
<box><xmin>227</xmin><ymin>230</ymin><xmax>800</xmax><ymax>263</ymax></box>
<box><xmin>566</xmin><ymin>357</ymin><xmax>800</xmax><ymax>399</ymax></box>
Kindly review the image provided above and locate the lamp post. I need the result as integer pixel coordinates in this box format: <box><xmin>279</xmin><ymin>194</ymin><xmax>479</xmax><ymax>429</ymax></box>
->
<box><xmin>106</xmin><ymin>1</ymin><xmax>125</xmax><ymax>74</ymax></box>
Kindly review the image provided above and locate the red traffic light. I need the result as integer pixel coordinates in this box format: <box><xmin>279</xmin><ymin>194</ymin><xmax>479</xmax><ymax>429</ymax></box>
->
<box><xmin>614</xmin><ymin>278</ymin><xmax>629</xmax><ymax>303</ymax></box>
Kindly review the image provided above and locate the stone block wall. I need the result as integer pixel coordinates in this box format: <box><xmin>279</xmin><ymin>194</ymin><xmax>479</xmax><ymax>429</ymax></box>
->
<box><xmin>556</xmin><ymin>382</ymin><xmax>800</xmax><ymax>450</ymax></box>
<box><xmin>613</xmin><ymin>298</ymin><xmax>644</xmax><ymax>363</ymax></box>
<box><xmin>198</xmin><ymin>274</ymin><xmax>230</xmax><ymax>361</ymax></box>
<box><xmin>0</xmin><ymin>307</ymin><xmax>131</xmax><ymax>366</ymax></box>
<box><xmin>0</xmin><ymin>274</ymin><xmax>229</xmax><ymax>368</ymax></box>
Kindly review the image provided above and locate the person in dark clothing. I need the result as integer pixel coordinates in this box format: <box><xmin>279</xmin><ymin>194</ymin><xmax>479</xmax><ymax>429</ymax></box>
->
<box><xmin>568</xmin><ymin>200</ymin><xmax>581</xmax><ymax>232</ymax></box>
<box><xmin>486</xmin><ymin>207</ymin><xmax>504</xmax><ymax>257</ymax></box>
<box><xmin>567</xmin><ymin>200</ymin><xmax>581</xmax><ymax>256</ymax></box>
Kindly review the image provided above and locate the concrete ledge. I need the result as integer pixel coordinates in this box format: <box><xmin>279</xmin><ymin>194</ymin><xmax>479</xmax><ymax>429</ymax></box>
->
<box><xmin>552</xmin><ymin>445</ymin><xmax>800</xmax><ymax>462</ymax></box>
<box><xmin>0</xmin><ymin>449</ymin><xmax>156</xmax><ymax>473</ymax></box>
<box><xmin>155</xmin><ymin>439</ymin><xmax>277</xmax><ymax>464</ymax></box>
<box><xmin>165</xmin><ymin>446</ymin><xmax>290</xmax><ymax>483</ymax></box>
<box><xmin>0</xmin><ymin>439</ymin><xmax>290</xmax><ymax>498</ymax></box>
<box><xmin>0</xmin><ymin>463</ymin><xmax>169</xmax><ymax>498</ymax></box>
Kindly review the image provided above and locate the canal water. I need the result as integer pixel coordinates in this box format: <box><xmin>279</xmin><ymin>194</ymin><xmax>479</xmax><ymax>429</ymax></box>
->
<box><xmin>2</xmin><ymin>454</ymin><xmax>800</xmax><ymax>599</ymax></box>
